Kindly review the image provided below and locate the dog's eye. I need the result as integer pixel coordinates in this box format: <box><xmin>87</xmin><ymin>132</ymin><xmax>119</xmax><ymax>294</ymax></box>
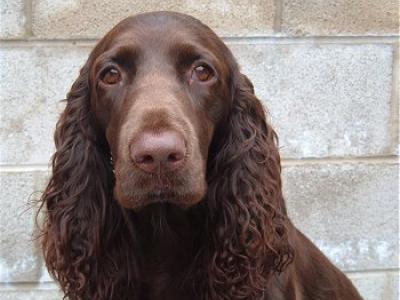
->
<box><xmin>101</xmin><ymin>68</ymin><xmax>121</xmax><ymax>85</ymax></box>
<box><xmin>192</xmin><ymin>64</ymin><xmax>214</xmax><ymax>82</ymax></box>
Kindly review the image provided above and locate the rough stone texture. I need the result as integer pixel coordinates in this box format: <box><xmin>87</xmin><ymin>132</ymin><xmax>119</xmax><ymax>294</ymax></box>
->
<box><xmin>1</xmin><ymin>272</ymin><xmax>398</xmax><ymax>300</ymax></box>
<box><xmin>0</xmin><ymin>46</ymin><xmax>91</xmax><ymax>165</ymax></box>
<box><xmin>0</xmin><ymin>171</ymin><xmax>49</xmax><ymax>282</ymax></box>
<box><xmin>0</xmin><ymin>286</ymin><xmax>62</xmax><ymax>300</ymax></box>
<box><xmin>348</xmin><ymin>271</ymin><xmax>399</xmax><ymax>300</ymax></box>
<box><xmin>1</xmin><ymin>2</ymin><xmax>399</xmax><ymax>299</ymax></box>
<box><xmin>283</xmin><ymin>162</ymin><xmax>399</xmax><ymax>271</ymax></box>
<box><xmin>281</xmin><ymin>0</ymin><xmax>400</xmax><ymax>36</ymax></box>
<box><xmin>1</xmin><ymin>162</ymin><xmax>397</xmax><ymax>283</ymax></box>
<box><xmin>0</xmin><ymin>0</ymin><xmax>26</xmax><ymax>39</ymax></box>
<box><xmin>229</xmin><ymin>43</ymin><xmax>394</xmax><ymax>158</ymax></box>
<box><xmin>1</xmin><ymin>43</ymin><xmax>395</xmax><ymax>164</ymax></box>
<box><xmin>32</xmin><ymin>0</ymin><xmax>275</xmax><ymax>39</ymax></box>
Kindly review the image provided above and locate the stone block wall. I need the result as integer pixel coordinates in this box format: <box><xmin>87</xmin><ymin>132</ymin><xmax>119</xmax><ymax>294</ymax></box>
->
<box><xmin>0</xmin><ymin>1</ymin><xmax>399</xmax><ymax>299</ymax></box>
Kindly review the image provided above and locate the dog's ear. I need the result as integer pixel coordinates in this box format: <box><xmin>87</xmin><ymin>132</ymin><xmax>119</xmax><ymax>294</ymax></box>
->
<box><xmin>206</xmin><ymin>74</ymin><xmax>294</xmax><ymax>299</ymax></box>
<box><xmin>38</xmin><ymin>55</ymin><xmax>139</xmax><ymax>299</ymax></box>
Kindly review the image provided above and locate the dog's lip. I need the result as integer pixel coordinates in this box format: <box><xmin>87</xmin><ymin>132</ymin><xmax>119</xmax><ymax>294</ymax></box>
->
<box><xmin>146</xmin><ymin>189</ymin><xmax>178</xmax><ymax>199</ymax></box>
<box><xmin>131</xmin><ymin>189</ymin><xmax>190</xmax><ymax>211</ymax></box>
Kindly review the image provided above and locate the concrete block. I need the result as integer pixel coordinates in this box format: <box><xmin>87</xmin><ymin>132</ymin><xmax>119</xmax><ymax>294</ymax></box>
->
<box><xmin>0</xmin><ymin>284</ymin><xmax>62</xmax><ymax>300</ymax></box>
<box><xmin>0</xmin><ymin>0</ymin><xmax>26</xmax><ymax>39</ymax></box>
<box><xmin>0</xmin><ymin>46</ymin><xmax>90</xmax><ymax>165</ymax></box>
<box><xmin>283</xmin><ymin>162</ymin><xmax>399</xmax><ymax>271</ymax></box>
<box><xmin>348</xmin><ymin>271</ymin><xmax>399</xmax><ymax>300</ymax></box>
<box><xmin>229</xmin><ymin>43</ymin><xmax>394</xmax><ymax>158</ymax></box>
<box><xmin>1</xmin><ymin>43</ymin><xmax>395</xmax><ymax>164</ymax></box>
<box><xmin>0</xmin><ymin>272</ymin><xmax>397</xmax><ymax>300</ymax></box>
<box><xmin>281</xmin><ymin>0</ymin><xmax>400</xmax><ymax>36</ymax></box>
<box><xmin>32</xmin><ymin>0</ymin><xmax>275</xmax><ymax>39</ymax></box>
<box><xmin>0</xmin><ymin>164</ymin><xmax>398</xmax><ymax>294</ymax></box>
<box><xmin>0</xmin><ymin>171</ymin><xmax>49</xmax><ymax>282</ymax></box>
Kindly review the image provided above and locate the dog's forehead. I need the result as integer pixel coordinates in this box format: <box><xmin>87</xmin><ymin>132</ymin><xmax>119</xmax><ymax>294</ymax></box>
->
<box><xmin>92</xmin><ymin>12</ymin><xmax>236</xmax><ymax>85</ymax></box>
<box><xmin>107</xmin><ymin>12</ymin><xmax>212</xmax><ymax>48</ymax></box>
<box><xmin>109</xmin><ymin>28</ymin><xmax>188</xmax><ymax>52</ymax></box>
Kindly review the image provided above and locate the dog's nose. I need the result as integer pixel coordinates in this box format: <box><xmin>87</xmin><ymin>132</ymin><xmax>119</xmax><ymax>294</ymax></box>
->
<box><xmin>130</xmin><ymin>131</ymin><xmax>186</xmax><ymax>173</ymax></box>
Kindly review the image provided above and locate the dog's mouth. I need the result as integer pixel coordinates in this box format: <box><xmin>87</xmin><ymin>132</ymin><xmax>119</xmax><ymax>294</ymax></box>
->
<box><xmin>131</xmin><ymin>195</ymin><xmax>195</xmax><ymax>212</ymax></box>
<box><xmin>144</xmin><ymin>189</ymin><xmax>179</xmax><ymax>202</ymax></box>
<box><xmin>115</xmin><ymin>181</ymin><xmax>202</xmax><ymax>210</ymax></box>
<box><xmin>114</xmin><ymin>159</ymin><xmax>207</xmax><ymax>210</ymax></box>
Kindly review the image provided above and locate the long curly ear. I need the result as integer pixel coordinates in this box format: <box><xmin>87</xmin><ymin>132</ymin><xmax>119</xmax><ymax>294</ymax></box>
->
<box><xmin>38</xmin><ymin>60</ymin><xmax>139</xmax><ymax>299</ymax></box>
<box><xmin>206</xmin><ymin>74</ymin><xmax>294</xmax><ymax>299</ymax></box>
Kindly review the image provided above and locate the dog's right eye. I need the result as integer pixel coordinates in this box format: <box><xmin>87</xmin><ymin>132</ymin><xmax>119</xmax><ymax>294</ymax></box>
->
<box><xmin>191</xmin><ymin>64</ymin><xmax>215</xmax><ymax>83</ymax></box>
<box><xmin>101</xmin><ymin>68</ymin><xmax>121</xmax><ymax>85</ymax></box>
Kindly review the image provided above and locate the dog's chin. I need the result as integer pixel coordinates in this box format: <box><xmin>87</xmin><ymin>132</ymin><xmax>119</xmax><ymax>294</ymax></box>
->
<box><xmin>114</xmin><ymin>186</ymin><xmax>205</xmax><ymax>211</ymax></box>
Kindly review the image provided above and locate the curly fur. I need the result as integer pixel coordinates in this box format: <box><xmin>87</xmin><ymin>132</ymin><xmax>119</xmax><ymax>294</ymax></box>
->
<box><xmin>38</xmin><ymin>62</ymin><xmax>140</xmax><ymax>299</ymax></box>
<box><xmin>37</xmin><ymin>11</ymin><xmax>362</xmax><ymax>300</ymax></box>
<box><xmin>204</xmin><ymin>75</ymin><xmax>293</xmax><ymax>299</ymax></box>
<box><xmin>38</xmin><ymin>63</ymin><xmax>293</xmax><ymax>300</ymax></box>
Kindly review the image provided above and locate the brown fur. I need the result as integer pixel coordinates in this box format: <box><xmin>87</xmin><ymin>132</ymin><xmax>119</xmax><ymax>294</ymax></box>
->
<box><xmin>38</xmin><ymin>11</ymin><xmax>363</xmax><ymax>300</ymax></box>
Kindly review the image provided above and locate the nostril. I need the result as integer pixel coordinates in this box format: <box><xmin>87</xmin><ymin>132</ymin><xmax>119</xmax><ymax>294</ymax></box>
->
<box><xmin>168</xmin><ymin>152</ymin><xmax>184</xmax><ymax>163</ymax></box>
<box><xmin>137</xmin><ymin>154</ymin><xmax>154</xmax><ymax>165</ymax></box>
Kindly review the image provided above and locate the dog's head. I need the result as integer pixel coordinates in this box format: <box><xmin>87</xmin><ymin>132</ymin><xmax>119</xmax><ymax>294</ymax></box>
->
<box><xmin>40</xmin><ymin>12</ymin><xmax>292</xmax><ymax>300</ymax></box>
<box><xmin>86</xmin><ymin>12</ymin><xmax>237</xmax><ymax>209</ymax></box>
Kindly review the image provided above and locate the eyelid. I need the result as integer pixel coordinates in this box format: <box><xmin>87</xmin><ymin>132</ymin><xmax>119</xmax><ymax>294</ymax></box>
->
<box><xmin>193</xmin><ymin>59</ymin><xmax>212</xmax><ymax>67</ymax></box>
<box><xmin>193</xmin><ymin>59</ymin><xmax>217</xmax><ymax>73</ymax></box>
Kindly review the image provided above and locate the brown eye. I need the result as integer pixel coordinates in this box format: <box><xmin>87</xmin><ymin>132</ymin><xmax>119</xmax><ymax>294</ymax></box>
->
<box><xmin>192</xmin><ymin>64</ymin><xmax>214</xmax><ymax>82</ymax></box>
<box><xmin>102</xmin><ymin>68</ymin><xmax>121</xmax><ymax>85</ymax></box>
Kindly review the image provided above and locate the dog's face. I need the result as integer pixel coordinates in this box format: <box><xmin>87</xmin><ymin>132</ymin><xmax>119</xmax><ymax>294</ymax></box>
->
<box><xmin>88</xmin><ymin>12</ymin><xmax>236</xmax><ymax>209</ymax></box>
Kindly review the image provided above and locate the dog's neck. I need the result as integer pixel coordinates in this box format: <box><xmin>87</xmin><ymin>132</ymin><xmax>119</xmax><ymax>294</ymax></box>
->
<box><xmin>134</xmin><ymin>203</ymin><xmax>200</xmax><ymax>258</ymax></box>
<box><xmin>133</xmin><ymin>203</ymin><xmax>206</xmax><ymax>299</ymax></box>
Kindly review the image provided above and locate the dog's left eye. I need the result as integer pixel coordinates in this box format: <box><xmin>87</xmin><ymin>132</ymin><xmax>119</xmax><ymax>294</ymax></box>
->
<box><xmin>101</xmin><ymin>68</ymin><xmax>121</xmax><ymax>85</ymax></box>
<box><xmin>191</xmin><ymin>64</ymin><xmax>214</xmax><ymax>82</ymax></box>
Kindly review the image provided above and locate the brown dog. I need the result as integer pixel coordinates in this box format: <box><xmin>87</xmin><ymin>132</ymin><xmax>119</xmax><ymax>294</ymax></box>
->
<box><xmin>39</xmin><ymin>11</ymin><xmax>363</xmax><ymax>300</ymax></box>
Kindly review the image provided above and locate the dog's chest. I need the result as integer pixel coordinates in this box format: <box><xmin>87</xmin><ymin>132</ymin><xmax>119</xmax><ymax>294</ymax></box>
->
<box><xmin>142</xmin><ymin>267</ymin><xmax>196</xmax><ymax>300</ymax></box>
<box><xmin>139</xmin><ymin>254</ymin><xmax>197</xmax><ymax>300</ymax></box>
